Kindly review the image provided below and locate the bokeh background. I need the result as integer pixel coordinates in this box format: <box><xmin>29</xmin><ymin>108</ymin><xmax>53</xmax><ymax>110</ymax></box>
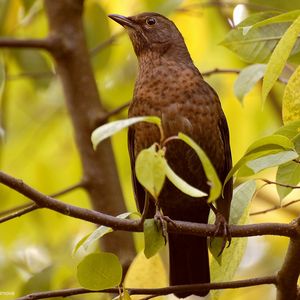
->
<box><xmin>0</xmin><ymin>0</ymin><xmax>299</xmax><ymax>299</ymax></box>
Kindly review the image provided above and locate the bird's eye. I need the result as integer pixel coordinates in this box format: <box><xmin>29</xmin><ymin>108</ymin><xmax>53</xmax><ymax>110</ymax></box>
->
<box><xmin>146</xmin><ymin>17</ymin><xmax>156</xmax><ymax>26</ymax></box>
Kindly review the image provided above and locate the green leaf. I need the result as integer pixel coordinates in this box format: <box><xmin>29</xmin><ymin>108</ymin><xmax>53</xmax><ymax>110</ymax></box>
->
<box><xmin>275</xmin><ymin>120</ymin><xmax>300</xmax><ymax>139</ymax></box>
<box><xmin>164</xmin><ymin>161</ymin><xmax>207</xmax><ymax>198</ymax></box>
<box><xmin>293</xmin><ymin>133</ymin><xmax>300</xmax><ymax>153</ymax></box>
<box><xmin>242</xmin><ymin>10</ymin><xmax>300</xmax><ymax>34</ymax></box>
<box><xmin>248</xmin><ymin>0</ymin><xmax>300</xmax><ymax>12</ymax></box>
<box><xmin>77</xmin><ymin>253</ymin><xmax>122</xmax><ymax>290</ymax></box>
<box><xmin>91</xmin><ymin>116</ymin><xmax>161</xmax><ymax>149</ymax></box>
<box><xmin>230</xmin><ymin>181</ymin><xmax>257</xmax><ymax>225</ymax></box>
<box><xmin>135</xmin><ymin>145</ymin><xmax>166</xmax><ymax>200</ymax></box>
<box><xmin>224</xmin><ymin>149</ymin><xmax>278</xmax><ymax>185</ymax></box>
<box><xmin>276</xmin><ymin>161</ymin><xmax>300</xmax><ymax>200</ymax></box>
<box><xmin>73</xmin><ymin>234</ymin><xmax>90</xmax><ymax>255</ymax></box>
<box><xmin>143</xmin><ymin>219</ymin><xmax>165</xmax><ymax>258</ymax></box>
<box><xmin>246</xmin><ymin>150</ymin><xmax>298</xmax><ymax>173</ymax></box>
<box><xmin>282</xmin><ymin>65</ymin><xmax>300</xmax><ymax>124</ymax></box>
<box><xmin>210</xmin><ymin>181</ymin><xmax>255</xmax><ymax>300</ymax></box>
<box><xmin>178</xmin><ymin>133</ymin><xmax>221</xmax><ymax>202</ymax></box>
<box><xmin>234</xmin><ymin>64</ymin><xmax>266</xmax><ymax>102</ymax></box>
<box><xmin>74</xmin><ymin>212</ymin><xmax>139</xmax><ymax>254</ymax></box>
<box><xmin>224</xmin><ymin>134</ymin><xmax>296</xmax><ymax>185</ymax></box>
<box><xmin>262</xmin><ymin>15</ymin><xmax>300</xmax><ymax>104</ymax></box>
<box><xmin>245</xmin><ymin>134</ymin><xmax>295</xmax><ymax>154</ymax></box>
<box><xmin>221</xmin><ymin>12</ymin><xmax>300</xmax><ymax>63</ymax></box>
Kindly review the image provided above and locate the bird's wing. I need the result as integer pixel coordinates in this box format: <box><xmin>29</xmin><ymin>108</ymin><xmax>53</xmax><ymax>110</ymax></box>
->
<box><xmin>217</xmin><ymin>111</ymin><xmax>233</xmax><ymax>221</ymax></box>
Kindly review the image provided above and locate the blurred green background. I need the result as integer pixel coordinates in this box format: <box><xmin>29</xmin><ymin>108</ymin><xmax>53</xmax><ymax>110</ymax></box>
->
<box><xmin>0</xmin><ymin>0</ymin><xmax>299</xmax><ymax>299</ymax></box>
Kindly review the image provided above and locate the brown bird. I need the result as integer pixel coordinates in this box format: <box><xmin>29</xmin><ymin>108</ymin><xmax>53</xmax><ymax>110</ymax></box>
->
<box><xmin>109</xmin><ymin>12</ymin><xmax>232</xmax><ymax>298</ymax></box>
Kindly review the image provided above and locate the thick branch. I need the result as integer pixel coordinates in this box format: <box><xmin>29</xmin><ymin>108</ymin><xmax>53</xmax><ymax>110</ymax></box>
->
<box><xmin>17</xmin><ymin>276</ymin><xmax>276</xmax><ymax>299</ymax></box>
<box><xmin>276</xmin><ymin>219</ymin><xmax>300</xmax><ymax>300</ymax></box>
<box><xmin>0</xmin><ymin>171</ymin><xmax>299</xmax><ymax>239</ymax></box>
<box><xmin>43</xmin><ymin>0</ymin><xmax>135</xmax><ymax>265</ymax></box>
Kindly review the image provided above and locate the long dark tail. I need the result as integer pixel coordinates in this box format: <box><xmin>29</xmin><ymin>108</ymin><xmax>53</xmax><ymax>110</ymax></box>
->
<box><xmin>169</xmin><ymin>233</ymin><xmax>210</xmax><ymax>298</ymax></box>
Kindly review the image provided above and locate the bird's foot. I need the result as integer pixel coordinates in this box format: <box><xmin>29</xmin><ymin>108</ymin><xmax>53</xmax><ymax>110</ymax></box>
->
<box><xmin>209</xmin><ymin>205</ymin><xmax>231</xmax><ymax>256</ymax></box>
<box><xmin>154</xmin><ymin>210</ymin><xmax>176</xmax><ymax>244</ymax></box>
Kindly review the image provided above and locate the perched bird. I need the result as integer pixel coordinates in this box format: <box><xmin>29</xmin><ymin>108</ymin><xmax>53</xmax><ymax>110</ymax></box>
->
<box><xmin>109</xmin><ymin>12</ymin><xmax>232</xmax><ymax>298</ymax></box>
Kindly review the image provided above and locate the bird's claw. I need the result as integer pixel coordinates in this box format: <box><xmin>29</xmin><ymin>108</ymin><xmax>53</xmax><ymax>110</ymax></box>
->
<box><xmin>154</xmin><ymin>210</ymin><xmax>175</xmax><ymax>244</ymax></box>
<box><xmin>211</xmin><ymin>212</ymin><xmax>231</xmax><ymax>256</ymax></box>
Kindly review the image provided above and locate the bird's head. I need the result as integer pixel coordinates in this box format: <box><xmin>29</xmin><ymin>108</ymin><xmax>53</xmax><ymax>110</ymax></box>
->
<box><xmin>109</xmin><ymin>12</ymin><xmax>192</xmax><ymax>63</ymax></box>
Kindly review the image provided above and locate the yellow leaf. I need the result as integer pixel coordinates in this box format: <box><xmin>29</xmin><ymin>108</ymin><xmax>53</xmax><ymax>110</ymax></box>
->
<box><xmin>282</xmin><ymin>65</ymin><xmax>300</xmax><ymax>124</ymax></box>
<box><xmin>124</xmin><ymin>252</ymin><xmax>167</xmax><ymax>300</ymax></box>
<box><xmin>262</xmin><ymin>15</ymin><xmax>300</xmax><ymax>104</ymax></box>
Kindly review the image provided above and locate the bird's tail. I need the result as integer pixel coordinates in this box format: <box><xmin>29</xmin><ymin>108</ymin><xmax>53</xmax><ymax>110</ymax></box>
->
<box><xmin>169</xmin><ymin>233</ymin><xmax>210</xmax><ymax>298</ymax></box>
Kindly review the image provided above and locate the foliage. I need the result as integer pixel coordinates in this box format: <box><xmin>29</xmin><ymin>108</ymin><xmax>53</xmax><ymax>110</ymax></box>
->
<box><xmin>1</xmin><ymin>0</ymin><xmax>300</xmax><ymax>299</ymax></box>
<box><xmin>77</xmin><ymin>252</ymin><xmax>122</xmax><ymax>290</ymax></box>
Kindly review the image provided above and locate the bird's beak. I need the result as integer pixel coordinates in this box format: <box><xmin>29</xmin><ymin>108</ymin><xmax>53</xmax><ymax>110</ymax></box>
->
<box><xmin>108</xmin><ymin>14</ymin><xmax>135</xmax><ymax>29</ymax></box>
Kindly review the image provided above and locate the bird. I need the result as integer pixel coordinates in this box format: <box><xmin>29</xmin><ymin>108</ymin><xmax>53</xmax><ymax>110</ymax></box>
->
<box><xmin>109</xmin><ymin>12</ymin><xmax>232</xmax><ymax>298</ymax></box>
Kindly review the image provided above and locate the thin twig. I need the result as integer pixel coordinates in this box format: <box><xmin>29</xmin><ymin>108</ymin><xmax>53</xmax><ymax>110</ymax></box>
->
<box><xmin>260</xmin><ymin>178</ymin><xmax>300</xmax><ymax>190</ymax></box>
<box><xmin>202</xmin><ymin>68</ymin><xmax>240</xmax><ymax>77</ymax></box>
<box><xmin>202</xmin><ymin>68</ymin><xmax>288</xmax><ymax>84</ymax></box>
<box><xmin>17</xmin><ymin>275</ymin><xmax>277</xmax><ymax>299</ymax></box>
<box><xmin>250</xmin><ymin>199</ymin><xmax>300</xmax><ymax>216</ymax></box>
<box><xmin>0</xmin><ymin>181</ymin><xmax>85</xmax><ymax>224</ymax></box>
<box><xmin>0</xmin><ymin>203</ymin><xmax>39</xmax><ymax>224</ymax></box>
<box><xmin>0</xmin><ymin>37</ymin><xmax>54</xmax><ymax>50</ymax></box>
<box><xmin>49</xmin><ymin>181</ymin><xmax>86</xmax><ymax>198</ymax></box>
<box><xmin>0</xmin><ymin>202</ymin><xmax>33</xmax><ymax>217</ymax></box>
<box><xmin>6</xmin><ymin>71</ymin><xmax>55</xmax><ymax>81</ymax></box>
<box><xmin>95</xmin><ymin>101</ymin><xmax>130</xmax><ymax>127</ymax></box>
<box><xmin>4</xmin><ymin>33</ymin><xmax>125</xmax><ymax>82</ymax></box>
<box><xmin>90</xmin><ymin>31</ymin><xmax>125</xmax><ymax>56</ymax></box>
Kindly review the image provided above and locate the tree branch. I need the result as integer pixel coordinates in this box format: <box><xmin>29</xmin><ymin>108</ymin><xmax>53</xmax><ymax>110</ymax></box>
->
<box><xmin>43</xmin><ymin>0</ymin><xmax>135</xmax><ymax>266</ymax></box>
<box><xmin>253</xmin><ymin>190</ymin><xmax>300</xmax><ymax>218</ymax></box>
<box><xmin>202</xmin><ymin>68</ymin><xmax>240</xmax><ymax>77</ymax></box>
<box><xmin>0</xmin><ymin>37</ymin><xmax>54</xmax><ymax>50</ymax></box>
<box><xmin>17</xmin><ymin>276</ymin><xmax>276</xmax><ymax>299</ymax></box>
<box><xmin>202</xmin><ymin>68</ymin><xmax>288</xmax><ymax>84</ymax></box>
<box><xmin>251</xmin><ymin>199</ymin><xmax>300</xmax><ymax>216</ymax></box>
<box><xmin>0</xmin><ymin>181</ymin><xmax>85</xmax><ymax>223</ymax></box>
<box><xmin>0</xmin><ymin>203</ymin><xmax>39</xmax><ymax>224</ymax></box>
<box><xmin>260</xmin><ymin>178</ymin><xmax>300</xmax><ymax>190</ymax></box>
<box><xmin>1</xmin><ymin>170</ymin><xmax>299</xmax><ymax>239</ymax></box>
<box><xmin>49</xmin><ymin>181</ymin><xmax>86</xmax><ymax>198</ymax></box>
<box><xmin>276</xmin><ymin>218</ymin><xmax>300</xmax><ymax>300</ymax></box>
<box><xmin>90</xmin><ymin>31</ymin><xmax>124</xmax><ymax>56</ymax></box>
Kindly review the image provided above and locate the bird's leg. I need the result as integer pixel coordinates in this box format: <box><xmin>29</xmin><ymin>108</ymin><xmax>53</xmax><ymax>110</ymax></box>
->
<box><xmin>154</xmin><ymin>206</ymin><xmax>177</xmax><ymax>244</ymax></box>
<box><xmin>209</xmin><ymin>203</ymin><xmax>231</xmax><ymax>256</ymax></box>
<box><xmin>154</xmin><ymin>207</ymin><xmax>167</xmax><ymax>244</ymax></box>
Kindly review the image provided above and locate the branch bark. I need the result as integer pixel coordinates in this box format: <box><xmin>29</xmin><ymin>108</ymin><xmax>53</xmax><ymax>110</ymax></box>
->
<box><xmin>17</xmin><ymin>276</ymin><xmax>276</xmax><ymax>299</ymax></box>
<box><xmin>0</xmin><ymin>38</ymin><xmax>53</xmax><ymax>50</ymax></box>
<box><xmin>276</xmin><ymin>218</ymin><xmax>300</xmax><ymax>300</ymax></box>
<box><xmin>43</xmin><ymin>0</ymin><xmax>135</xmax><ymax>266</ymax></box>
<box><xmin>0</xmin><ymin>170</ymin><xmax>299</xmax><ymax>239</ymax></box>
